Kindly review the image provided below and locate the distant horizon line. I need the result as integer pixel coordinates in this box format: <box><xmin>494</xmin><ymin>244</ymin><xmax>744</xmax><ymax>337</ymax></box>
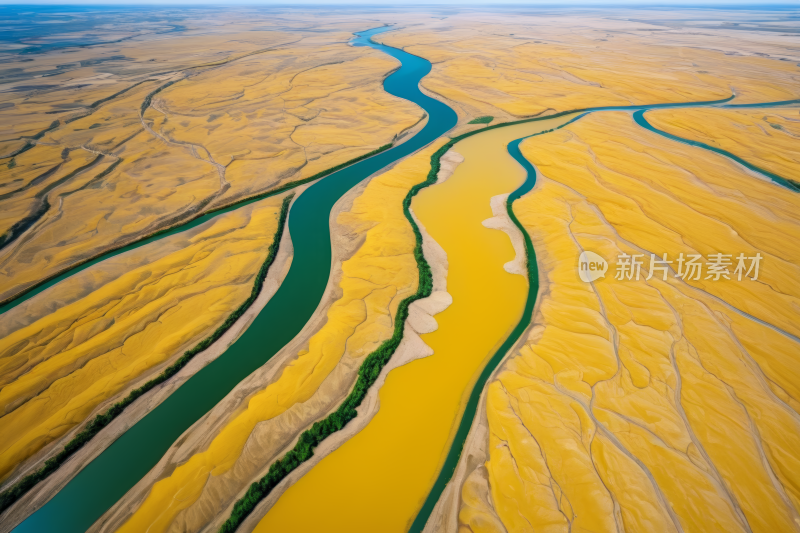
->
<box><xmin>1</xmin><ymin>1</ymin><xmax>798</xmax><ymax>6</ymax></box>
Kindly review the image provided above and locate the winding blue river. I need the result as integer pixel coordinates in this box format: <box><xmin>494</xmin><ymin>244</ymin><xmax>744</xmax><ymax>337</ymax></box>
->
<box><xmin>13</xmin><ymin>26</ymin><xmax>456</xmax><ymax>533</ymax></box>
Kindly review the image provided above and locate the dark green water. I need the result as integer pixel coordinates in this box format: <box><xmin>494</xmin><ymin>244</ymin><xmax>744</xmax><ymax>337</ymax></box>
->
<box><xmin>13</xmin><ymin>26</ymin><xmax>456</xmax><ymax>533</ymax></box>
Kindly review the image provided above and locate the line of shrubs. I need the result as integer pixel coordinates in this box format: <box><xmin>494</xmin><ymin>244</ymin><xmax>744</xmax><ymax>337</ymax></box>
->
<box><xmin>468</xmin><ymin>116</ymin><xmax>493</xmax><ymax>124</ymax></box>
<box><xmin>79</xmin><ymin>157</ymin><xmax>123</xmax><ymax>191</ymax></box>
<box><xmin>89</xmin><ymin>80</ymin><xmax>150</xmax><ymax>111</ymax></box>
<box><xmin>0</xmin><ymin>194</ymin><xmax>293</xmax><ymax>515</ymax></box>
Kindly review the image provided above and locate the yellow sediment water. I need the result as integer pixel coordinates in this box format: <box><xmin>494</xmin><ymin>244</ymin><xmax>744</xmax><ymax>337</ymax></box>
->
<box><xmin>257</xmin><ymin>115</ymin><xmax>578</xmax><ymax>532</ymax></box>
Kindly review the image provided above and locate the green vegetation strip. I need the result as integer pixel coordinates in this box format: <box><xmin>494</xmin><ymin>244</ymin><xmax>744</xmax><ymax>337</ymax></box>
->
<box><xmin>89</xmin><ymin>79</ymin><xmax>151</xmax><ymax>110</ymax></box>
<box><xmin>0</xmin><ymin>194</ymin><xmax>293</xmax><ymax>515</ymax></box>
<box><xmin>72</xmin><ymin>157</ymin><xmax>124</xmax><ymax>193</ymax></box>
<box><xmin>140</xmin><ymin>79</ymin><xmax>180</xmax><ymax>116</ymax></box>
<box><xmin>409</xmin><ymin>133</ymin><xmax>547</xmax><ymax>533</ymax></box>
<box><xmin>468</xmin><ymin>115</ymin><xmax>493</xmax><ymax>124</ymax></box>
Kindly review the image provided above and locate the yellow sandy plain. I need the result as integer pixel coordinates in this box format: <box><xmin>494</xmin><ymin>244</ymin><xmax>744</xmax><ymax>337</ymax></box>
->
<box><xmin>647</xmin><ymin>106</ymin><xmax>800</xmax><ymax>182</ymax></box>
<box><xmin>379</xmin><ymin>14</ymin><xmax>799</xmax><ymax>130</ymax></box>
<box><xmin>257</xmin><ymin>116</ymin><xmax>587</xmax><ymax>532</ymax></box>
<box><xmin>452</xmin><ymin>112</ymin><xmax>800</xmax><ymax>533</ymax></box>
<box><xmin>114</xmin><ymin>142</ymin><xmax>438</xmax><ymax>533</ymax></box>
<box><xmin>0</xmin><ymin>194</ymin><xmax>287</xmax><ymax>485</ymax></box>
<box><xmin>0</xmin><ymin>20</ymin><xmax>421</xmax><ymax>304</ymax></box>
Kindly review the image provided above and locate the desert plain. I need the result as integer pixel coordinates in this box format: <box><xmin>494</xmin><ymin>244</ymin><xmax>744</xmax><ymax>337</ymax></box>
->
<box><xmin>1</xmin><ymin>5</ymin><xmax>799</xmax><ymax>533</ymax></box>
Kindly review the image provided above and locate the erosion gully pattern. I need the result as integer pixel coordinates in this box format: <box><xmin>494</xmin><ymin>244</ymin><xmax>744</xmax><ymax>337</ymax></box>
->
<box><xmin>0</xmin><ymin>18</ymin><xmax>426</xmax><ymax>309</ymax></box>
<box><xmin>410</xmin><ymin>95</ymin><xmax>799</xmax><ymax>531</ymax></box>
<box><xmin>6</xmin><ymin>23</ymin><xmax>799</xmax><ymax>533</ymax></box>
<box><xmin>0</xmin><ymin>194</ymin><xmax>291</xmax><ymax>516</ymax></box>
<box><xmin>635</xmin><ymin>109</ymin><xmax>800</xmax><ymax>192</ymax></box>
<box><xmin>235</xmin><ymin>95</ymin><xmax>799</xmax><ymax>531</ymax></box>
<box><xmin>0</xmin><ymin>143</ymin><xmax>393</xmax><ymax>317</ymax></box>
<box><xmin>482</xmin><ymin>115</ymin><xmax>796</xmax><ymax>531</ymax></box>
<box><xmin>10</xmin><ymin>26</ymin><xmax>456</xmax><ymax>532</ymax></box>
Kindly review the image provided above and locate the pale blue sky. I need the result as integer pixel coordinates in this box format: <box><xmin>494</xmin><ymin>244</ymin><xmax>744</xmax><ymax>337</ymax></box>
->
<box><xmin>1</xmin><ymin>1</ymin><xmax>796</xmax><ymax>5</ymax></box>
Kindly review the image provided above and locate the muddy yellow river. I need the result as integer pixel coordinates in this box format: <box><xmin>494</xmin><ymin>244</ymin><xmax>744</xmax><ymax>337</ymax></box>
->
<box><xmin>256</xmin><ymin>115</ymin><xmax>578</xmax><ymax>532</ymax></box>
